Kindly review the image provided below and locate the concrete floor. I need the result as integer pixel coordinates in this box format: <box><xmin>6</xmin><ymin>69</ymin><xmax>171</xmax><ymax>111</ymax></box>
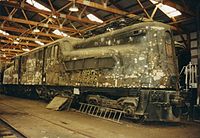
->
<box><xmin>0</xmin><ymin>95</ymin><xmax>199</xmax><ymax>138</ymax></box>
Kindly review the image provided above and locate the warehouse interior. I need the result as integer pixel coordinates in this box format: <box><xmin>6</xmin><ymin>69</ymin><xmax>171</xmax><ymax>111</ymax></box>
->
<box><xmin>0</xmin><ymin>0</ymin><xmax>200</xmax><ymax>138</ymax></box>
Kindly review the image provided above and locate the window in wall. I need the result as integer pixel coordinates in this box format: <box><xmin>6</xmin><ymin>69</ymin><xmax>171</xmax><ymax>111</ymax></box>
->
<box><xmin>64</xmin><ymin>57</ymin><xmax>115</xmax><ymax>71</ymax></box>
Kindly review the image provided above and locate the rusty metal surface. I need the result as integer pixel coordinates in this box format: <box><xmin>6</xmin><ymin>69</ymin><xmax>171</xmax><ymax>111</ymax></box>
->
<box><xmin>60</xmin><ymin>22</ymin><xmax>178</xmax><ymax>89</ymax></box>
<box><xmin>1</xmin><ymin>22</ymin><xmax>185</xmax><ymax>122</ymax></box>
<box><xmin>3</xmin><ymin>22</ymin><xmax>179</xmax><ymax>90</ymax></box>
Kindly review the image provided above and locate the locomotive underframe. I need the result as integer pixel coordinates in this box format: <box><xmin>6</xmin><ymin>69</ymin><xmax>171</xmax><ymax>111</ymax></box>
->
<box><xmin>3</xmin><ymin>84</ymin><xmax>180</xmax><ymax>121</ymax></box>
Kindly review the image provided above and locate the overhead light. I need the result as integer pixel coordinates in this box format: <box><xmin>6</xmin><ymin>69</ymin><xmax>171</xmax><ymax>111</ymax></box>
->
<box><xmin>87</xmin><ymin>14</ymin><xmax>103</xmax><ymax>23</ymax></box>
<box><xmin>33</xmin><ymin>27</ymin><xmax>40</xmax><ymax>33</ymax></box>
<box><xmin>16</xmin><ymin>38</ymin><xmax>20</xmax><ymax>41</ymax></box>
<box><xmin>52</xmin><ymin>15</ymin><xmax>57</xmax><ymax>18</ymax></box>
<box><xmin>149</xmin><ymin>0</ymin><xmax>181</xmax><ymax>18</ymax></box>
<box><xmin>52</xmin><ymin>29</ymin><xmax>69</xmax><ymax>37</ymax></box>
<box><xmin>69</xmin><ymin>5</ymin><xmax>79</xmax><ymax>12</ymax></box>
<box><xmin>22</xmin><ymin>48</ymin><xmax>30</xmax><ymax>52</ymax></box>
<box><xmin>106</xmin><ymin>27</ymin><xmax>114</xmax><ymax>32</ymax></box>
<box><xmin>150</xmin><ymin>0</ymin><xmax>159</xmax><ymax>4</ymax></box>
<box><xmin>35</xmin><ymin>40</ymin><xmax>44</xmax><ymax>45</ymax></box>
<box><xmin>26</xmin><ymin>0</ymin><xmax>57</xmax><ymax>21</ymax></box>
<box><xmin>159</xmin><ymin>5</ymin><xmax>182</xmax><ymax>17</ymax></box>
<box><xmin>26</xmin><ymin>0</ymin><xmax>58</xmax><ymax>20</ymax></box>
<box><xmin>0</xmin><ymin>29</ymin><xmax>9</xmax><ymax>35</ymax></box>
<box><xmin>13</xmin><ymin>40</ymin><xmax>19</xmax><ymax>44</ymax></box>
<box><xmin>69</xmin><ymin>0</ymin><xmax>79</xmax><ymax>12</ymax></box>
<box><xmin>3</xmin><ymin>54</ymin><xmax>6</xmax><ymax>57</ymax></box>
<box><xmin>26</xmin><ymin>0</ymin><xmax>51</xmax><ymax>12</ymax></box>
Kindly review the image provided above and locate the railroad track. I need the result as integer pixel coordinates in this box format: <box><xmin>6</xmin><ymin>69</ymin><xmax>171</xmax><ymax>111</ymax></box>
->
<box><xmin>0</xmin><ymin>118</ymin><xmax>27</xmax><ymax>138</ymax></box>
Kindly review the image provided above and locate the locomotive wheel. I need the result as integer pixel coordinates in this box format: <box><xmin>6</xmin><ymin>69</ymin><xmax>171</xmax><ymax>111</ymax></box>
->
<box><xmin>123</xmin><ymin>104</ymin><xmax>136</xmax><ymax>116</ymax></box>
<box><xmin>180</xmin><ymin>103</ymin><xmax>189</xmax><ymax>116</ymax></box>
<box><xmin>137</xmin><ymin>115</ymin><xmax>145</xmax><ymax>123</ymax></box>
<box><xmin>88</xmin><ymin>99</ymin><xmax>98</xmax><ymax>105</ymax></box>
<box><xmin>172</xmin><ymin>105</ymin><xmax>181</xmax><ymax>118</ymax></box>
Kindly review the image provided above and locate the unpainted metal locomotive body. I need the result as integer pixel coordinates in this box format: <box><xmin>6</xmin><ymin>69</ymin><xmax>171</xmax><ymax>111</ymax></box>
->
<box><xmin>3</xmin><ymin>22</ymin><xmax>182</xmax><ymax>121</ymax></box>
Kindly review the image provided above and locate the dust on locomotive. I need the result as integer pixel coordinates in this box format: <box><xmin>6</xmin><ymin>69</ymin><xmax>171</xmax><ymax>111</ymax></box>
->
<box><xmin>3</xmin><ymin>22</ymin><xmax>182</xmax><ymax>121</ymax></box>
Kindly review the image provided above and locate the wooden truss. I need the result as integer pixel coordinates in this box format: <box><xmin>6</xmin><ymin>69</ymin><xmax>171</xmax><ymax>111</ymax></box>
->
<box><xmin>0</xmin><ymin>0</ymin><xmax>195</xmax><ymax>60</ymax></box>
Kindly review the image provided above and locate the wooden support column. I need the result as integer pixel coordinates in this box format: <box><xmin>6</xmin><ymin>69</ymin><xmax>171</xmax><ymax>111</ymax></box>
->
<box><xmin>186</xmin><ymin>33</ymin><xmax>191</xmax><ymax>51</ymax></box>
<box><xmin>197</xmin><ymin>3</ymin><xmax>200</xmax><ymax>105</ymax></box>
<box><xmin>186</xmin><ymin>33</ymin><xmax>192</xmax><ymax>63</ymax></box>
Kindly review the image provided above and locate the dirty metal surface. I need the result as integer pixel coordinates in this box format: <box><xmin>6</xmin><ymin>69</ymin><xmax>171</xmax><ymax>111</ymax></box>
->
<box><xmin>46</xmin><ymin>96</ymin><xmax>70</xmax><ymax>111</ymax></box>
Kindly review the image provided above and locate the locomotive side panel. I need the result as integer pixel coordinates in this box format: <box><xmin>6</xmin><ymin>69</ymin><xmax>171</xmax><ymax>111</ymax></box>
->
<box><xmin>45</xmin><ymin>44</ymin><xmax>60</xmax><ymax>85</ymax></box>
<box><xmin>3</xmin><ymin>65</ymin><xmax>14</xmax><ymax>84</ymax></box>
<box><xmin>20</xmin><ymin>50</ymin><xmax>43</xmax><ymax>85</ymax></box>
<box><xmin>3</xmin><ymin>37</ymin><xmax>81</xmax><ymax>87</ymax></box>
<box><xmin>45</xmin><ymin>38</ymin><xmax>81</xmax><ymax>86</ymax></box>
<box><xmin>62</xmin><ymin>24</ymin><xmax>178</xmax><ymax>90</ymax></box>
<box><xmin>3</xmin><ymin>58</ymin><xmax>19</xmax><ymax>85</ymax></box>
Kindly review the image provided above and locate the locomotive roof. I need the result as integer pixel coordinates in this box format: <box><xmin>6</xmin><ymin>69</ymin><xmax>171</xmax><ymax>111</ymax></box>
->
<box><xmin>12</xmin><ymin>36</ymin><xmax>81</xmax><ymax>59</ymax></box>
<box><xmin>12</xmin><ymin>21</ymin><xmax>169</xmax><ymax>60</ymax></box>
<box><xmin>74</xmin><ymin>21</ymin><xmax>171</xmax><ymax>47</ymax></box>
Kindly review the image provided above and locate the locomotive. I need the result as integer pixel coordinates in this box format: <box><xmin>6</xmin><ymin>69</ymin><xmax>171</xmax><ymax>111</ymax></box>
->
<box><xmin>2</xmin><ymin>22</ymin><xmax>184</xmax><ymax>121</ymax></box>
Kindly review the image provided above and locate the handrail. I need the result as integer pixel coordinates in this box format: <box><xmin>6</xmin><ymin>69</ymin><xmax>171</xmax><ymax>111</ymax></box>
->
<box><xmin>184</xmin><ymin>62</ymin><xmax>198</xmax><ymax>90</ymax></box>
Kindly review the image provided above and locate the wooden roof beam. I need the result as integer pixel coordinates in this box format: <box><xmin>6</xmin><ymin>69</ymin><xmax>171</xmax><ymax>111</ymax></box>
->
<box><xmin>0</xmin><ymin>53</ymin><xmax>16</xmax><ymax>57</ymax></box>
<box><xmin>0</xmin><ymin>48</ymin><xmax>23</xmax><ymax>53</ymax></box>
<box><xmin>0</xmin><ymin>39</ymin><xmax>39</xmax><ymax>47</ymax></box>
<box><xmin>0</xmin><ymin>16</ymin><xmax>79</xmax><ymax>33</ymax></box>
<box><xmin>0</xmin><ymin>1</ymin><xmax>99</xmax><ymax>25</ymax></box>
<box><xmin>0</xmin><ymin>53</ymin><xmax>14</xmax><ymax>57</ymax></box>
<box><xmin>162</xmin><ymin>0</ymin><xmax>195</xmax><ymax>16</ymax></box>
<box><xmin>0</xmin><ymin>33</ymin><xmax>51</xmax><ymax>43</ymax></box>
<box><xmin>0</xmin><ymin>56</ymin><xmax>15</xmax><ymax>60</ymax></box>
<box><xmin>0</xmin><ymin>44</ymin><xmax>23</xmax><ymax>49</ymax></box>
<box><xmin>0</xmin><ymin>52</ymin><xmax>21</xmax><ymax>55</ymax></box>
<box><xmin>1</xmin><ymin>26</ymin><xmax>63</xmax><ymax>38</ymax></box>
<box><xmin>73</xmin><ymin>0</ymin><xmax>152</xmax><ymax>21</ymax></box>
<box><xmin>0</xmin><ymin>57</ymin><xmax>11</xmax><ymax>61</ymax></box>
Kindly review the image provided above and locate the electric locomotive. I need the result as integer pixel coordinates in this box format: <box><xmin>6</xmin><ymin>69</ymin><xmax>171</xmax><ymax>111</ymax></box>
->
<box><xmin>2</xmin><ymin>22</ymin><xmax>183</xmax><ymax>121</ymax></box>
